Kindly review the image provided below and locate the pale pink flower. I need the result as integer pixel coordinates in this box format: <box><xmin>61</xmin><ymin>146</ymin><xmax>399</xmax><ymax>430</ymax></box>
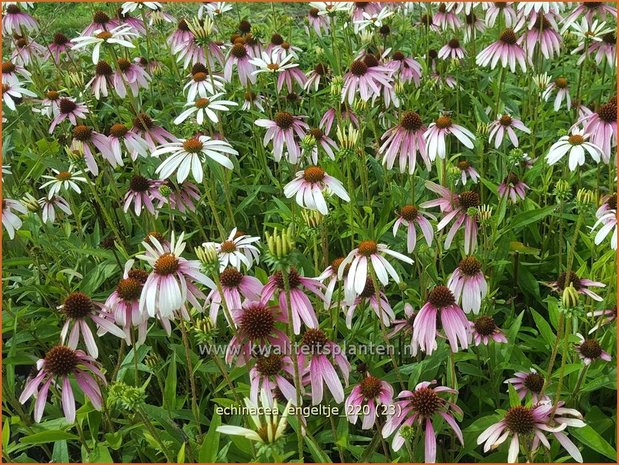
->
<box><xmin>447</xmin><ymin>256</ymin><xmax>487</xmax><ymax>314</ymax></box>
<box><xmin>346</xmin><ymin>375</ymin><xmax>393</xmax><ymax>429</ymax></box>
<box><xmin>476</xmin><ymin>29</ymin><xmax>527</xmax><ymax>73</ymax></box>
<box><xmin>470</xmin><ymin>315</ymin><xmax>507</xmax><ymax>346</ymax></box>
<box><xmin>2</xmin><ymin>4</ymin><xmax>37</xmax><ymax>35</ymax></box>
<box><xmin>575</xmin><ymin>334</ymin><xmax>612</xmax><ymax>365</ymax></box>
<box><xmin>343</xmin><ymin>277</ymin><xmax>395</xmax><ymax>328</ymax></box>
<box><xmin>498</xmin><ymin>172</ymin><xmax>529</xmax><ymax>203</ymax></box>
<box><xmin>283</xmin><ymin>166</ymin><xmax>349</xmax><ymax>215</ymax></box>
<box><xmin>488</xmin><ymin>113</ymin><xmax>531</xmax><ymax>148</ymax></box>
<box><xmin>255</xmin><ymin>112</ymin><xmax>309</xmax><ymax>163</ymax></box>
<box><xmin>392</xmin><ymin>205</ymin><xmax>434</xmax><ymax>253</ymax></box>
<box><xmin>341</xmin><ymin>57</ymin><xmax>393</xmax><ymax>105</ymax></box>
<box><xmin>250</xmin><ymin>354</ymin><xmax>298</xmax><ymax>405</ymax></box>
<box><xmin>206</xmin><ymin>267</ymin><xmax>263</xmax><ymax>325</ymax></box>
<box><xmin>424</xmin><ymin>115</ymin><xmax>476</xmax><ymax>161</ymax></box>
<box><xmin>505</xmin><ymin>369</ymin><xmax>547</xmax><ymax>403</ymax></box>
<box><xmin>380</xmin><ymin>111</ymin><xmax>429</xmax><ymax>174</ymax></box>
<box><xmin>49</xmin><ymin>98</ymin><xmax>89</xmax><ymax>133</ymax></box>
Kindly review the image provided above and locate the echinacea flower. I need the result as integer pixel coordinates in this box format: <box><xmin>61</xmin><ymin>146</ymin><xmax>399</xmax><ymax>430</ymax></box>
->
<box><xmin>104</xmin><ymin>260</ymin><xmax>150</xmax><ymax>344</ymax></box>
<box><xmin>58</xmin><ymin>291</ymin><xmax>127</xmax><ymax>357</ymax></box>
<box><xmin>517</xmin><ymin>14</ymin><xmax>562</xmax><ymax>60</ymax></box>
<box><xmin>81</xmin><ymin>10</ymin><xmax>119</xmax><ymax>36</ymax></box>
<box><xmin>476</xmin><ymin>29</ymin><xmax>527</xmax><ymax>73</ymax></box>
<box><xmin>307</xmin><ymin>7</ymin><xmax>330</xmax><ymax>35</ymax></box>
<box><xmin>488</xmin><ymin>114</ymin><xmax>531</xmax><ymax>148</ymax></box>
<box><xmin>224</xmin><ymin>43</ymin><xmax>256</xmax><ymax>86</ymax></box>
<box><xmin>2</xmin><ymin>198</ymin><xmax>26</xmax><ymax>239</ymax></box>
<box><xmin>316</xmin><ymin>257</ymin><xmax>349</xmax><ymax>310</ymax></box>
<box><xmin>463</xmin><ymin>12</ymin><xmax>486</xmax><ymax>43</ymax></box>
<box><xmin>498</xmin><ymin>172</ymin><xmax>529</xmax><ymax>204</ymax></box>
<box><xmin>87</xmin><ymin>60</ymin><xmax>115</xmax><ymax>100</ymax></box>
<box><xmin>207</xmin><ymin>267</ymin><xmax>263</xmax><ymax>324</ymax></box>
<box><xmin>255</xmin><ymin>112</ymin><xmax>309</xmax><ymax>163</ymax></box>
<box><xmin>121</xmin><ymin>1</ymin><xmax>161</xmax><ymax>14</ymax></box>
<box><xmin>455</xmin><ymin>160</ymin><xmax>480</xmax><ymax>185</ymax></box>
<box><xmin>380</xmin><ymin>111</ymin><xmax>429</xmax><ymax>174</ymax></box>
<box><xmin>70</xmin><ymin>124</ymin><xmax>116</xmax><ymax>175</ymax></box>
<box><xmin>339</xmin><ymin>240</ymin><xmax>414</xmax><ymax>297</ymax></box>
<box><xmin>383</xmin><ymin>381</ymin><xmax>463</xmax><ymax>462</ymax></box>
<box><xmin>40</xmin><ymin>166</ymin><xmax>87</xmax><ymax>199</ymax></box>
<box><xmin>470</xmin><ymin>315</ymin><xmax>507</xmax><ymax>346</ymax></box>
<box><xmin>250</xmin><ymin>354</ymin><xmax>298</xmax><ymax>405</ymax></box>
<box><xmin>505</xmin><ymin>369</ymin><xmax>547</xmax><ymax>403</ymax></box>
<box><xmin>261</xmin><ymin>267</ymin><xmax>324</xmax><ymax>335</ymax></box>
<box><xmin>542</xmin><ymin>77</ymin><xmax>571</xmax><ymax>111</ymax></box>
<box><xmin>343</xmin><ymin>277</ymin><xmax>395</xmax><ymax>328</ymax></box>
<box><xmin>304</xmin><ymin>127</ymin><xmax>338</xmax><ymax>163</ymax></box>
<box><xmin>174</xmin><ymin>93</ymin><xmax>237</xmax><ymax>125</ymax></box>
<box><xmin>392</xmin><ymin>205</ymin><xmax>434</xmax><ymax>253</ymax></box>
<box><xmin>38</xmin><ymin>195</ymin><xmax>71</xmax><ymax>224</ymax></box>
<box><xmin>341</xmin><ymin>57</ymin><xmax>393</xmax><ymax>105</ymax></box>
<box><xmin>130</xmin><ymin>112</ymin><xmax>177</xmax><ymax>151</ymax></box>
<box><xmin>586</xmin><ymin>30</ymin><xmax>616</xmax><ymax>68</ymax></box>
<box><xmin>420</xmin><ymin>182</ymin><xmax>480</xmax><ymax>254</ymax></box>
<box><xmin>385</xmin><ymin>50</ymin><xmax>422</xmax><ymax>86</ymax></box>
<box><xmin>575</xmin><ymin>334</ymin><xmax>611</xmax><ymax>365</ymax></box>
<box><xmin>2</xmin><ymin>60</ymin><xmax>30</xmax><ymax>85</ymax></box>
<box><xmin>184</xmin><ymin>64</ymin><xmax>226</xmax><ymax>100</ymax></box>
<box><xmin>49</xmin><ymin>98</ymin><xmax>89</xmax><ymax>133</ymax></box>
<box><xmin>298</xmin><ymin>328</ymin><xmax>350</xmax><ymax>404</ymax></box>
<box><xmin>203</xmin><ymin>227</ymin><xmax>261</xmax><ymax>272</ymax></box>
<box><xmin>283</xmin><ymin>166</ymin><xmax>349</xmax><ymax>215</ymax></box>
<box><xmin>154</xmin><ymin>135</ymin><xmax>236</xmax><ymax>183</ymax></box>
<box><xmin>412</xmin><ymin>285</ymin><xmax>470</xmax><ymax>355</ymax></box>
<box><xmin>113</xmin><ymin>57</ymin><xmax>150</xmax><ymax>98</ymax></box>
<box><xmin>225</xmin><ymin>301</ymin><xmax>289</xmax><ymax>366</ymax></box>
<box><xmin>587</xmin><ymin>306</ymin><xmax>616</xmax><ymax>334</ymax></box>
<box><xmin>577</xmin><ymin>99</ymin><xmax>616</xmax><ymax>163</ymax></box>
<box><xmin>433</xmin><ymin>2</ymin><xmax>461</xmax><ymax>31</ymax></box>
<box><xmin>551</xmin><ymin>271</ymin><xmax>605</xmax><ymax>301</ymax></box>
<box><xmin>106</xmin><ymin>123</ymin><xmax>149</xmax><ymax>163</ymax></box>
<box><xmin>562</xmin><ymin>3</ymin><xmax>617</xmax><ymax>32</ymax></box>
<box><xmin>123</xmin><ymin>175</ymin><xmax>164</xmax><ymax>216</ymax></box>
<box><xmin>19</xmin><ymin>346</ymin><xmax>105</xmax><ymax>423</ymax></box>
<box><xmin>424</xmin><ymin>114</ymin><xmax>476</xmax><ymax>161</ymax></box>
<box><xmin>592</xmin><ymin>207</ymin><xmax>617</xmax><ymax>250</ymax></box>
<box><xmin>447</xmin><ymin>256</ymin><xmax>487</xmax><ymax>314</ymax></box>
<box><xmin>2</xmin><ymin>4</ymin><xmax>37</xmax><ymax>35</ymax></box>
<box><xmin>438</xmin><ymin>38</ymin><xmax>466</xmax><ymax>60</ymax></box>
<box><xmin>71</xmin><ymin>25</ymin><xmax>137</xmax><ymax>64</ymax></box>
<box><xmin>346</xmin><ymin>375</ymin><xmax>393</xmax><ymax>429</ymax></box>
<box><xmin>546</xmin><ymin>129</ymin><xmax>602</xmax><ymax>170</ymax></box>
<box><xmin>138</xmin><ymin>232</ymin><xmax>215</xmax><ymax>318</ymax></box>
<box><xmin>1</xmin><ymin>80</ymin><xmax>36</xmax><ymax>111</ymax></box>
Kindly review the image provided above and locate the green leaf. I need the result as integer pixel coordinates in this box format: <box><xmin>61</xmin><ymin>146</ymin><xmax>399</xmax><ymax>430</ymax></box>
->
<box><xmin>531</xmin><ymin>309</ymin><xmax>555</xmax><ymax>346</ymax></box>
<box><xmin>199</xmin><ymin>413</ymin><xmax>221</xmax><ymax>462</ymax></box>
<box><xmin>164</xmin><ymin>352</ymin><xmax>177</xmax><ymax>411</ymax></box>
<box><xmin>20</xmin><ymin>430</ymin><xmax>79</xmax><ymax>445</ymax></box>
<box><xmin>176</xmin><ymin>442</ymin><xmax>186</xmax><ymax>463</ymax></box>
<box><xmin>509</xmin><ymin>205</ymin><xmax>555</xmax><ymax>230</ymax></box>
<box><xmin>570</xmin><ymin>424</ymin><xmax>617</xmax><ymax>461</ymax></box>
<box><xmin>508</xmin><ymin>383</ymin><xmax>520</xmax><ymax>407</ymax></box>
<box><xmin>89</xmin><ymin>445</ymin><xmax>113</xmax><ymax>463</ymax></box>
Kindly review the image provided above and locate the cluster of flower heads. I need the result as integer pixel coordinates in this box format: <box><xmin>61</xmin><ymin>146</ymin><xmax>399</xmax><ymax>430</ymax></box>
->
<box><xmin>2</xmin><ymin>1</ymin><xmax>616</xmax><ymax>463</ymax></box>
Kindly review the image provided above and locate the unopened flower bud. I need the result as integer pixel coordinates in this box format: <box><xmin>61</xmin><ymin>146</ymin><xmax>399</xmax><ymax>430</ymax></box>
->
<box><xmin>159</xmin><ymin>185</ymin><xmax>172</xmax><ymax>198</ymax></box>
<box><xmin>196</xmin><ymin>243</ymin><xmax>219</xmax><ymax>266</ymax></box>
<box><xmin>554</xmin><ymin>179</ymin><xmax>571</xmax><ymax>202</ymax></box>
<box><xmin>330</xmin><ymin>75</ymin><xmax>343</xmax><ymax>96</ymax></box>
<box><xmin>22</xmin><ymin>193</ymin><xmax>39</xmax><ymax>212</ymax></box>
<box><xmin>301</xmin><ymin>209</ymin><xmax>323</xmax><ymax>228</ymax></box>
<box><xmin>576</xmin><ymin>188</ymin><xmax>594</xmax><ymax>207</ymax></box>
<box><xmin>562</xmin><ymin>283</ymin><xmax>580</xmax><ymax>309</ymax></box>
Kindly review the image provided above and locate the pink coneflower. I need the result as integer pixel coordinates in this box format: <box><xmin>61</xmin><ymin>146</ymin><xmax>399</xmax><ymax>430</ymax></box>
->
<box><xmin>2</xmin><ymin>60</ymin><xmax>30</xmax><ymax>85</ymax></box>
<box><xmin>343</xmin><ymin>277</ymin><xmax>395</xmax><ymax>328</ymax></box>
<box><xmin>498</xmin><ymin>172</ymin><xmax>529</xmax><ymax>203</ymax></box>
<box><xmin>304</xmin><ymin>63</ymin><xmax>329</xmax><ymax>92</ymax></box>
<box><xmin>87</xmin><ymin>60</ymin><xmax>115</xmax><ymax>100</ymax></box>
<box><xmin>412</xmin><ymin>285</ymin><xmax>470</xmax><ymax>355</ymax></box>
<box><xmin>388</xmin><ymin>302</ymin><xmax>417</xmax><ymax>340</ymax></box>
<box><xmin>106</xmin><ymin>123</ymin><xmax>149</xmax><ymax>163</ymax></box>
<box><xmin>250</xmin><ymin>52</ymin><xmax>306</xmax><ymax>93</ymax></box>
<box><xmin>351</xmin><ymin>1</ymin><xmax>382</xmax><ymax>21</ymax></box>
<box><xmin>488</xmin><ymin>114</ymin><xmax>530</xmax><ymax>148</ymax></box>
<box><xmin>592</xmin><ymin>194</ymin><xmax>617</xmax><ymax>250</ymax></box>
<box><xmin>58</xmin><ymin>291</ymin><xmax>127</xmax><ymax>358</ymax></box>
<box><xmin>261</xmin><ymin>267</ymin><xmax>324</xmax><ymax>335</ymax></box>
<box><xmin>420</xmin><ymin>182</ymin><xmax>480</xmax><ymax>254</ymax></box>
<box><xmin>250</xmin><ymin>354</ymin><xmax>298</xmax><ymax>404</ymax></box>
<box><xmin>113</xmin><ymin>57</ymin><xmax>150</xmax><ymax>98</ymax></box>
<box><xmin>49</xmin><ymin>97</ymin><xmax>89</xmax><ymax>133</ymax></box>
<box><xmin>346</xmin><ymin>375</ymin><xmax>393</xmax><ymax>429</ymax></box>
<box><xmin>298</xmin><ymin>328</ymin><xmax>350</xmax><ymax>405</ymax></box>
<box><xmin>2</xmin><ymin>4</ymin><xmax>37</xmax><ymax>35</ymax></box>
<box><xmin>505</xmin><ymin>369</ymin><xmax>547</xmax><ymax>402</ymax></box>
<box><xmin>430</xmin><ymin>70</ymin><xmax>458</xmax><ymax>89</ymax></box>
<box><xmin>308</xmin><ymin>7</ymin><xmax>330</xmax><ymax>35</ymax></box>
<box><xmin>225</xmin><ymin>301</ymin><xmax>289</xmax><ymax>366</ymax></box>
<box><xmin>207</xmin><ymin>267</ymin><xmax>263</xmax><ymax>324</ymax></box>
<box><xmin>476</xmin><ymin>29</ymin><xmax>526</xmax><ymax>73</ymax></box>
<box><xmin>39</xmin><ymin>195</ymin><xmax>71</xmax><ymax>224</ymax></box>
<box><xmin>382</xmin><ymin>381</ymin><xmax>463</xmax><ymax>462</ymax></box>
<box><xmin>11</xmin><ymin>36</ymin><xmax>46</xmax><ymax>67</ymax></box>
<box><xmin>438</xmin><ymin>38</ymin><xmax>466</xmax><ymax>60</ymax></box>
<box><xmin>138</xmin><ymin>232</ymin><xmax>215</xmax><ymax>318</ymax></box>
<box><xmin>161</xmin><ymin>180</ymin><xmax>201</xmax><ymax>214</ymax></box>
<box><xmin>2</xmin><ymin>198</ymin><xmax>26</xmax><ymax>239</ymax></box>
<box><xmin>577</xmin><ymin>99</ymin><xmax>616</xmax><ymax>163</ymax></box>
<box><xmin>305</xmin><ymin>127</ymin><xmax>338</xmax><ymax>163</ymax></box>
<box><xmin>470</xmin><ymin>315</ymin><xmax>507</xmax><ymax>346</ymax></box>
<box><xmin>320</xmin><ymin>105</ymin><xmax>359</xmax><ymax>135</ymax></box>
<box><xmin>283</xmin><ymin>166</ymin><xmax>349</xmax><ymax>215</ymax></box>
<box><xmin>123</xmin><ymin>175</ymin><xmax>164</xmax><ymax>216</ymax></box>
<box><xmin>255</xmin><ymin>111</ymin><xmax>309</xmax><ymax>163</ymax></box>
<box><xmin>36</xmin><ymin>89</ymin><xmax>62</xmax><ymax>118</ymax></box>
<box><xmin>184</xmin><ymin>64</ymin><xmax>226</xmax><ymax>99</ymax></box>
<box><xmin>224</xmin><ymin>43</ymin><xmax>256</xmax><ymax>86</ymax></box>
<box><xmin>385</xmin><ymin>50</ymin><xmax>422</xmax><ymax>86</ymax></box>
<box><xmin>455</xmin><ymin>160</ymin><xmax>480</xmax><ymax>185</ymax></box>
<box><xmin>518</xmin><ymin>14</ymin><xmax>562</xmax><ymax>60</ymax></box>
<box><xmin>104</xmin><ymin>261</ymin><xmax>150</xmax><ymax>344</ymax></box>
<box><xmin>587</xmin><ymin>306</ymin><xmax>616</xmax><ymax>334</ymax></box>
<box><xmin>175</xmin><ymin>37</ymin><xmax>225</xmax><ymax>70</ymax></box>
<box><xmin>115</xmin><ymin>7</ymin><xmax>146</xmax><ymax>34</ymax></box>
<box><xmin>341</xmin><ymin>57</ymin><xmax>393</xmax><ymax>105</ymax></box>
<box><xmin>339</xmin><ymin>240</ymin><xmax>414</xmax><ymax>297</ymax></box>
<box><xmin>71</xmin><ymin>25</ymin><xmax>137</xmax><ymax>65</ymax></box>
<box><xmin>82</xmin><ymin>10</ymin><xmax>119</xmax><ymax>36</ymax></box>
<box><xmin>463</xmin><ymin>13</ymin><xmax>485</xmax><ymax>43</ymax></box>
<box><xmin>575</xmin><ymin>334</ymin><xmax>611</xmax><ymax>365</ymax></box>
<box><xmin>70</xmin><ymin>124</ymin><xmax>116</xmax><ymax>175</ymax></box>
<box><xmin>393</xmin><ymin>205</ymin><xmax>434</xmax><ymax>253</ymax></box>
<box><xmin>418</xmin><ymin>13</ymin><xmax>440</xmax><ymax>32</ymax></box>
<box><xmin>587</xmin><ymin>30</ymin><xmax>616</xmax><ymax>68</ymax></box>
<box><xmin>1</xmin><ymin>80</ymin><xmax>36</xmax><ymax>111</ymax></box>
<box><xmin>562</xmin><ymin>2</ymin><xmax>617</xmax><ymax>31</ymax></box>
<box><xmin>40</xmin><ymin>166</ymin><xmax>87</xmax><ymax>199</ymax></box>
<box><xmin>19</xmin><ymin>346</ymin><xmax>105</xmax><ymax>423</ymax></box>
<box><xmin>242</xmin><ymin>90</ymin><xmax>265</xmax><ymax>112</ymax></box>
<box><xmin>424</xmin><ymin>114</ymin><xmax>476</xmax><ymax>161</ymax></box>
<box><xmin>203</xmin><ymin>227</ymin><xmax>261</xmax><ymax>271</ymax></box>
<box><xmin>542</xmin><ymin>77</ymin><xmax>571</xmax><ymax>111</ymax></box>
<box><xmin>477</xmin><ymin>402</ymin><xmax>585</xmax><ymax>463</ymax></box>
<box><xmin>317</xmin><ymin>257</ymin><xmax>349</xmax><ymax>309</ymax></box>
<box><xmin>433</xmin><ymin>3</ymin><xmax>461</xmax><ymax>31</ymax></box>
<box><xmin>131</xmin><ymin>112</ymin><xmax>176</xmax><ymax>151</ymax></box>
<box><xmin>546</xmin><ymin>128</ymin><xmax>602</xmax><ymax>171</ymax></box>
<box><xmin>484</xmin><ymin>2</ymin><xmax>517</xmax><ymax>28</ymax></box>
<box><xmin>551</xmin><ymin>271</ymin><xmax>605</xmax><ymax>302</ymax></box>
<box><xmin>380</xmin><ymin>111</ymin><xmax>429</xmax><ymax>174</ymax></box>
<box><xmin>167</xmin><ymin>18</ymin><xmax>193</xmax><ymax>51</ymax></box>
<box><xmin>447</xmin><ymin>256</ymin><xmax>487</xmax><ymax>314</ymax></box>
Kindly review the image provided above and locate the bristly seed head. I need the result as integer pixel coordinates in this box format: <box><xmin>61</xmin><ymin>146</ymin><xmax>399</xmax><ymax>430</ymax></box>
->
<box><xmin>270</xmin><ymin>33</ymin><xmax>284</xmax><ymax>45</ymax></box>
<box><xmin>177</xmin><ymin>19</ymin><xmax>190</xmax><ymax>31</ymax></box>
<box><xmin>314</xmin><ymin>63</ymin><xmax>328</xmax><ymax>75</ymax></box>
<box><xmin>579</xmin><ymin>339</ymin><xmax>603</xmax><ymax>359</ymax></box>
<box><xmin>400</xmin><ymin>111</ymin><xmax>423</xmax><ymax>131</ymax></box>
<box><xmin>62</xmin><ymin>292</ymin><xmax>94</xmax><ymax>319</ymax></box>
<box><xmin>2</xmin><ymin>61</ymin><xmax>16</xmax><ymax>74</ymax></box>
<box><xmin>59</xmin><ymin>98</ymin><xmax>77</xmax><ymax>114</ymax></box>
<box><xmin>195</xmin><ymin>98</ymin><xmax>210</xmax><ymax>108</ymax></box>
<box><xmin>274</xmin><ymin>111</ymin><xmax>294</xmax><ymax>129</ymax></box>
<box><xmin>457</xmin><ymin>160</ymin><xmax>470</xmax><ymax>170</ymax></box>
<box><xmin>56</xmin><ymin>171</ymin><xmax>72</xmax><ymax>181</ymax></box>
<box><xmin>230</xmin><ymin>43</ymin><xmax>248</xmax><ymax>59</ymax></box>
<box><xmin>459</xmin><ymin>256</ymin><xmax>482</xmax><ymax>276</ymax></box>
<box><xmin>44</xmin><ymin>346</ymin><xmax>78</xmax><ymax>376</ymax></box>
<box><xmin>274</xmin><ymin>268</ymin><xmax>302</xmax><ymax>290</ymax></box>
<box><xmin>154</xmin><ymin>253</ymin><xmax>179</xmax><ymax>275</ymax></box>
<box><xmin>128</xmin><ymin>268</ymin><xmax>149</xmax><ymax>284</ymax></box>
<box><xmin>504</xmin><ymin>172</ymin><xmax>520</xmax><ymax>186</ymax></box>
<box><xmin>360</xmin><ymin>278</ymin><xmax>376</xmax><ymax>298</ymax></box>
<box><xmin>473</xmin><ymin>315</ymin><xmax>496</xmax><ymax>336</ymax></box>
<box><xmin>350</xmin><ymin>60</ymin><xmax>368</xmax><ymax>77</ymax></box>
<box><xmin>448</xmin><ymin>38</ymin><xmax>460</xmax><ymax>49</ymax></box>
<box><xmin>556</xmin><ymin>271</ymin><xmax>581</xmax><ymax>290</ymax></box>
<box><xmin>110</xmin><ymin>123</ymin><xmax>128</xmax><ymax>138</ymax></box>
<box><xmin>500</xmin><ymin>114</ymin><xmax>513</xmax><ymax>126</ymax></box>
<box><xmin>255</xmin><ymin>354</ymin><xmax>283</xmax><ymax>376</ymax></box>
<box><xmin>358</xmin><ymin>240</ymin><xmax>378</xmax><ymax>257</ymax></box>
<box><xmin>96</xmin><ymin>31</ymin><xmax>113</xmax><ymax>40</ymax></box>
<box><xmin>505</xmin><ymin>406</ymin><xmax>535</xmax><ymax>434</ymax></box>
<box><xmin>410</xmin><ymin>387</ymin><xmax>440</xmax><ymax>417</ymax></box>
<box><xmin>598</xmin><ymin>102</ymin><xmax>616</xmax><ymax>123</ymax></box>
<box><xmin>428</xmin><ymin>285</ymin><xmax>456</xmax><ymax>308</ymax></box>
<box><xmin>240</xmin><ymin>303</ymin><xmax>275</xmax><ymax>340</ymax></box>
<box><xmin>568</xmin><ymin>134</ymin><xmax>584</xmax><ymax>145</ymax></box>
<box><xmin>435</xmin><ymin>115</ymin><xmax>452</xmax><ymax>129</ymax></box>
<box><xmin>95</xmin><ymin>60</ymin><xmax>113</xmax><ymax>76</ymax></box>
<box><xmin>220</xmin><ymin>240</ymin><xmax>237</xmax><ymax>253</ymax></box>
<box><xmin>239</xmin><ymin>19</ymin><xmax>251</xmax><ymax>33</ymax></box>
<box><xmin>363</xmin><ymin>54</ymin><xmax>379</xmax><ymax>68</ymax></box>
<box><xmin>220</xmin><ymin>267</ymin><xmax>244</xmax><ymax>288</ymax></box>
<box><xmin>301</xmin><ymin>328</ymin><xmax>328</xmax><ymax>353</ymax></box>
<box><xmin>53</xmin><ymin>33</ymin><xmax>70</xmax><ymax>46</ymax></box>
<box><xmin>133</xmin><ymin>112</ymin><xmax>153</xmax><ymax>130</ymax></box>
<box><xmin>117</xmin><ymin>58</ymin><xmax>131</xmax><ymax>72</ymax></box>
<box><xmin>309</xmin><ymin>127</ymin><xmax>324</xmax><ymax>140</ymax></box>
<box><xmin>309</xmin><ymin>7</ymin><xmax>320</xmax><ymax>17</ymax></box>
<box><xmin>191</xmin><ymin>63</ymin><xmax>208</xmax><ymax>75</ymax></box>
<box><xmin>400</xmin><ymin>205</ymin><xmax>419</xmax><ymax>221</ymax></box>
<box><xmin>129</xmin><ymin>175</ymin><xmax>150</xmax><ymax>192</ymax></box>
<box><xmin>73</xmin><ymin>125</ymin><xmax>92</xmax><ymax>141</ymax></box>
<box><xmin>555</xmin><ymin>77</ymin><xmax>568</xmax><ymax>89</ymax></box>
<box><xmin>459</xmin><ymin>191</ymin><xmax>480</xmax><ymax>209</ymax></box>
<box><xmin>602</xmin><ymin>32</ymin><xmax>616</xmax><ymax>44</ymax></box>
<box><xmin>607</xmin><ymin>194</ymin><xmax>617</xmax><ymax>210</ymax></box>
<box><xmin>523</xmin><ymin>372</ymin><xmax>544</xmax><ymax>393</ymax></box>
<box><xmin>182</xmin><ymin>138</ymin><xmax>204</xmax><ymax>153</ymax></box>
<box><xmin>6</xmin><ymin>4</ymin><xmax>21</xmax><ymax>14</ymax></box>
<box><xmin>392</xmin><ymin>50</ymin><xmax>405</xmax><ymax>61</ymax></box>
<box><xmin>93</xmin><ymin>10</ymin><xmax>110</xmax><ymax>24</ymax></box>
<box><xmin>192</xmin><ymin>71</ymin><xmax>208</xmax><ymax>82</ymax></box>
<box><xmin>303</xmin><ymin>166</ymin><xmax>326</xmax><ymax>183</ymax></box>
<box><xmin>500</xmin><ymin>28</ymin><xmax>518</xmax><ymax>45</ymax></box>
<box><xmin>360</xmin><ymin>375</ymin><xmax>383</xmax><ymax>399</ymax></box>
<box><xmin>116</xmin><ymin>277</ymin><xmax>143</xmax><ymax>301</ymax></box>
